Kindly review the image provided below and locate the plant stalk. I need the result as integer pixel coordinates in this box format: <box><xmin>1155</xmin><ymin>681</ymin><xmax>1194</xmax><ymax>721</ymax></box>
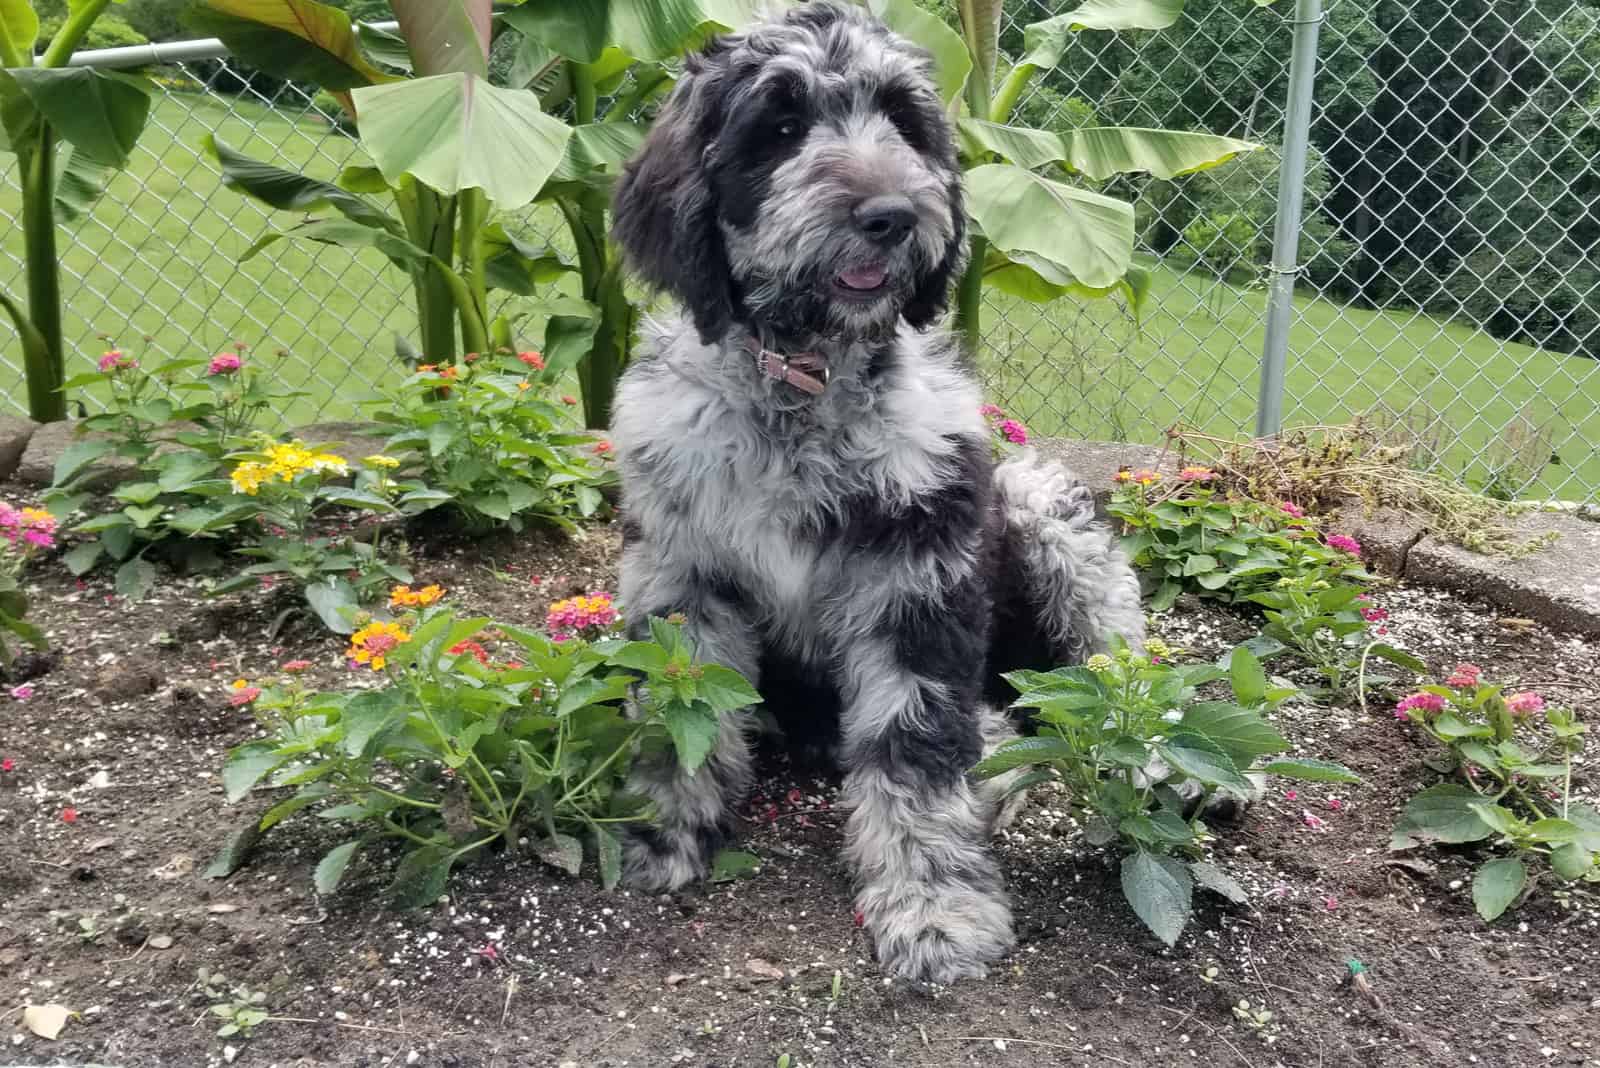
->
<box><xmin>21</xmin><ymin>131</ymin><xmax>65</xmax><ymax>422</ymax></box>
<box><xmin>953</xmin><ymin>235</ymin><xmax>987</xmax><ymax>358</ymax></box>
<box><xmin>41</xmin><ymin>0</ymin><xmax>116</xmax><ymax>65</ymax></box>
<box><xmin>989</xmin><ymin>64</ymin><xmax>1035</xmax><ymax>124</ymax></box>
<box><xmin>454</xmin><ymin>187</ymin><xmax>490</xmax><ymax>355</ymax></box>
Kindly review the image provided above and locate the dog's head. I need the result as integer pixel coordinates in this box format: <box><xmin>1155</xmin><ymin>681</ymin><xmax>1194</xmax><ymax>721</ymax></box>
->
<box><xmin>612</xmin><ymin>1</ymin><xmax>965</xmax><ymax>345</ymax></box>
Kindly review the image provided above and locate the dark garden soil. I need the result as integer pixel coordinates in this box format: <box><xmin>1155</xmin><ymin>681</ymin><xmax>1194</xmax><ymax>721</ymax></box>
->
<box><xmin>2</xmin><ymin>479</ymin><xmax>1598</xmax><ymax>1068</ymax></box>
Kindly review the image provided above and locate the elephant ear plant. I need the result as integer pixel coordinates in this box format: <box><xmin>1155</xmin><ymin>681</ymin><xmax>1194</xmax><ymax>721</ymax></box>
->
<box><xmin>0</xmin><ymin>0</ymin><xmax>155</xmax><ymax>422</ymax></box>
<box><xmin>193</xmin><ymin>0</ymin><xmax>767</xmax><ymax>429</ymax></box>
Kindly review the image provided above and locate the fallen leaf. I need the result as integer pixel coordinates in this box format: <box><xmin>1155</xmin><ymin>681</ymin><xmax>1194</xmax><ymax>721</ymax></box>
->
<box><xmin>149</xmin><ymin>934</ymin><xmax>174</xmax><ymax>950</ymax></box>
<box><xmin>665</xmin><ymin>973</ymin><xmax>690</xmax><ymax>987</ymax></box>
<box><xmin>208</xmin><ymin>903</ymin><xmax>241</xmax><ymax>914</ymax></box>
<box><xmin>23</xmin><ymin>1003</ymin><xmax>73</xmax><ymax>1040</ymax></box>
<box><xmin>745</xmin><ymin>958</ymin><xmax>784</xmax><ymax>981</ymax></box>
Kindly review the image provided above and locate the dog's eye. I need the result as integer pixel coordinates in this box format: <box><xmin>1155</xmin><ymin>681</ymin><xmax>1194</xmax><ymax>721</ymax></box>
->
<box><xmin>775</xmin><ymin>119</ymin><xmax>802</xmax><ymax>139</ymax></box>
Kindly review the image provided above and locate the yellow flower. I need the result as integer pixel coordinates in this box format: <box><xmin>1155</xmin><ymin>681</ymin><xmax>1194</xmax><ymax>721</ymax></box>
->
<box><xmin>516</xmin><ymin>382</ymin><xmax>531</xmax><ymax>392</ymax></box>
<box><xmin>230</xmin><ymin>461</ymin><xmax>272</xmax><ymax>495</ymax></box>
<box><xmin>230</xmin><ymin>678</ymin><xmax>250</xmax><ymax>690</ymax></box>
<box><xmin>347</xmin><ymin>620</ymin><xmax>411</xmax><ymax>671</ymax></box>
<box><xmin>363</xmin><ymin>454</ymin><xmax>400</xmax><ymax>469</ymax></box>
<box><xmin>1086</xmin><ymin>654</ymin><xmax>1113</xmax><ymax>672</ymax></box>
<box><xmin>390</xmin><ymin>583</ymin><xmax>444</xmax><ymax>608</ymax></box>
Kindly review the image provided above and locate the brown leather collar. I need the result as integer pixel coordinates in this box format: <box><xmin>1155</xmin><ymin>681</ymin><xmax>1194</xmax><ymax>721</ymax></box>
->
<box><xmin>743</xmin><ymin>335</ymin><xmax>829</xmax><ymax>396</ymax></box>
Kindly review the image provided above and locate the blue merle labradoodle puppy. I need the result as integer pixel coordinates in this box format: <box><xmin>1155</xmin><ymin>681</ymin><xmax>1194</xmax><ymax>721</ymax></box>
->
<box><xmin>606</xmin><ymin>1</ymin><xmax>1144</xmax><ymax>982</ymax></box>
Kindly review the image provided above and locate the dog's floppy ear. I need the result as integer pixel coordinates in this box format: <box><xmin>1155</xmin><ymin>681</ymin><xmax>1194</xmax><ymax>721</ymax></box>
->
<box><xmin>612</xmin><ymin>47</ymin><xmax>738</xmax><ymax>343</ymax></box>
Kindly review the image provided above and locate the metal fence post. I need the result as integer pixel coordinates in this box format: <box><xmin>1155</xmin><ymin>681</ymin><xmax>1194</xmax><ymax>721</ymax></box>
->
<box><xmin>1254</xmin><ymin>0</ymin><xmax>1324</xmax><ymax>440</ymax></box>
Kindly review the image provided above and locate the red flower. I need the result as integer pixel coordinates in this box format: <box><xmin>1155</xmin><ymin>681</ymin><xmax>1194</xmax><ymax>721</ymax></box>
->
<box><xmin>62</xmin><ymin>807</ymin><xmax>79</xmax><ymax>824</ymax></box>
<box><xmin>517</xmin><ymin>351</ymin><xmax>545</xmax><ymax>370</ymax></box>
<box><xmin>1</xmin><ymin>757</ymin><xmax>14</xmax><ymax>772</ymax></box>
<box><xmin>228</xmin><ymin>686</ymin><xmax>262</xmax><ymax>707</ymax></box>
<box><xmin>561</xmin><ymin>395</ymin><xmax>577</xmax><ymax>406</ymax></box>
<box><xmin>852</xmin><ymin>909</ymin><xmax>865</xmax><ymax>928</ymax></box>
<box><xmin>282</xmin><ymin>659</ymin><xmax>312</xmax><ymax>673</ymax></box>
<box><xmin>1361</xmin><ymin>606</ymin><xmax>1388</xmax><ymax>623</ymax></box>
<box><xmin>449</xmin><ymin>640</ymin><xmax>490</xmax><ymax>666</ymax></box>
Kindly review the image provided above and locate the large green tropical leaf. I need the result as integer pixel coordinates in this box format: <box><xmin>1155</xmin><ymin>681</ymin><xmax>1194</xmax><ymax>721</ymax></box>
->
<box><xmin>1061</xmin><ymin>127</ymin><xmax>1259</xmax><ymax>181</ymax></box>
<box><xmin>53</xmin><ymin>144</ymin><xmax>110</xmax><ymax>221</ymax></box>
<box><xmin>540</xmin><ymin>121</ymin><xmax>648</xmax><ymax>193</ymax></box>
<box><xmin>351</xmin><ymin>73</ymin><xmax>572</xmax><ymax>209</ymax></box>
<box><xmin>1021</xmin><ymin>0</ymin><xmax>1185</xmax><ymax>71</ymax></box>
<box><xmin>958</xmin><ymin>118</ymin><xmax>1066</xmax><ymax>170</ymax></box>
<box><xmin>499</xmin><ymin>0</ymin><xmax>763</xmax><ymax>63</ymax></box>
<box><xmin>205</xmin><ymin>134</ymin><xmax>398</xmax><ymax>232</ymax></box>
<box><xmin>0</xmin><ymin>0</ymin><xmax>39</xmax><ymax>67</ymax></box>
<box><xmin>390</xmin><ymin>0</ymin><xmax>488</xmax><ymax>79</ymax></box>
<box><xmin>966</xmin><ymin>162</ymin><xmax>1133</xmax><ymax>289</ymax></box>
<box><xmin>865</xmin><ymin>0</ymin><xmax>972</xmax><ymax>103</ymax></box>
<box><xmin>981</xmin><ymin>245</ymin><xmax>1149</xmax><ymax>317</ymax></box>
<box><xmin>188</xmin><ymin>0</ymin><xmax>399</xmax><ymax>91</ymax></box>
<box><xmin>956</xmin><ymin>0</ymin><xmax>1003</xmax><ymax>99</ymax></box>
<box><xmin>242</xmin><ymin>217</ymin><xmax>435</xmax><ymax>271</ymax></box>
<box><xmin>8</xmin><ymin>68</ymin><xmax>150</xmax><ymax>169</ymax></box>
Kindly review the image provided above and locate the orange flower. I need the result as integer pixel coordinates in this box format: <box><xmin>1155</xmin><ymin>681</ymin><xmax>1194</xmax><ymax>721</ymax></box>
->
<box><xmin>517</xmin><ymin>351</ymin><xmax>545</xmax><ymax>370</ymax></box>
<box><xmin>348</xmin><ymin>620</ymin><xmax>412</xmax><ymax>671</ymax></box>
<box><xmin>390</xmin><ymin>584</ymin><xmax>445</xmax><ymax>608</ymax></box>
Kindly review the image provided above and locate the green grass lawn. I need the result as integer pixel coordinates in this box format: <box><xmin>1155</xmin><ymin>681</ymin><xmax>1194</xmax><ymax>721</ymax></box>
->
<box><xmin>3</xmin><ymin>92</ymin><xmax>1598</xmax><ymax>498</ymax></box>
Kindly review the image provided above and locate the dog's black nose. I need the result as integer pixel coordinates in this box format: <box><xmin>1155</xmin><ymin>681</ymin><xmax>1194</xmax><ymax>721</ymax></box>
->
<box><xmin>853</xmin><ymin>195</ymin><xmax>916</xmax><ymax>247</ymax></box>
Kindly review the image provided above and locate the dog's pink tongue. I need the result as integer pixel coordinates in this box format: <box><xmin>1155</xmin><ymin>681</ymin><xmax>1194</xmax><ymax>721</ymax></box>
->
<box><xmin>838</xmin><ymin>263</ymin><xmax>887</xmax><ymax>290</ymax></box>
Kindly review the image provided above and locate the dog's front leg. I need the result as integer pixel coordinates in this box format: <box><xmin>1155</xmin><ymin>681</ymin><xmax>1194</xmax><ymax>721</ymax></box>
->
<box><xmin>839</xmin><ymin>637</ymin><xmax>1015</xmax><ymax>983</ymax></box>
<box><xmin>617</xmin><ymin>569</ymin><xmax>759</xmax><ymax>893</ymax></box>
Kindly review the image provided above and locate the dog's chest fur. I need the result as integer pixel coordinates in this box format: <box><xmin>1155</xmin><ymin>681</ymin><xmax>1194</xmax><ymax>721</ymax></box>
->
<box><xmin>613</xmin><ymin>312</ymin><xmax>989</xmax><ymax>654</ymax></box>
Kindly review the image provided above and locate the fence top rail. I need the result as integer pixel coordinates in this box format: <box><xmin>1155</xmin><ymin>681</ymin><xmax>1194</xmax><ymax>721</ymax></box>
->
<box><xmin>63</xmin><ymin>22</ymin><xmax>401</xmax><ymax>70</ymax></box>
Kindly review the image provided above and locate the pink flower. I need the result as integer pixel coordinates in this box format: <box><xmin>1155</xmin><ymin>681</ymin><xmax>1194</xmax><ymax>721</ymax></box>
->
<box><xmin>207</xmin><ymin>352</ymin><xmax>242</xmax><ymax>375</ymax></box>
<box><xmin>1361</xmin><ymin>606</ymin><xmax>1388</xmax><ymax>623</ymax></box>
<box><xmin>9</xmin><ymin>684</ymin><xmax>34</xmax><ymax>701</ymax></box>
<box><xmin>998</xmin><ymin>419</ymin><xmax>1028</xmax><ymax>445</ymax></box>
<box><xmin>1304</xmin><ymin>813</ymin><xmax>1325</xmax><ymax>830</ymax></box>
<box><xmin>1395</xmin><ymin>691</ymin><xmax>1446</xmax><ymax>719</ymax></box>
<box><xmin>1323</xmin><ymin>896</ymin><xmax>1339</xmax><ymax>911</ymax></box>
<box><xmin>786</xmin><ymin>788</ymin><xmax>804</xmax><ymax>806</ymax></box>
<box><xmin>545</xmin><ymin>592</ymin><xmax>619</xmax><ymax>641</ymax></box>
<box><xmin>1177</xmin><ymin>466</ymin><xmax>1216</xmax><ymax>482</ymax></box>
<box><xmin>1325</xmin><ymin>533</ymin><xmax>1362</xmax><ymax>556</ymax></box>
<box><xmin>1444</xmin><ymin>663</ymin><xmax>1482</xmax><ymax>688</ymax></box>
<box><xmin>228</xmin><ymin>686</ymin><xmax>262</xmax><ymax>707</ymax></box>
<box><xmin>852</xmin><ymin>909</ymin><xmax>865</xmax><ymax>928</ymax></box>
<box><xmin>281</xmin><ymin>659</ymin><xmax>312</xmax><ymax>673</ymax></box>
<box><xmin>1327</xmin><ymin>798</ymin><xmax>1343</xmax><ymax>811</ymax></box>
<box><xmin>1505</xmin><ymin>691</ymin><xmax>1544</xmax><ymax>717</ymax></box>
<box><xmin>1280</xmin><ymin>501</ymin><xmax>1305</xmax><ymax>518</ymax></box>
<box><xmin>97</xmin><ymin>350</ymin><xmax>134</xmax><ymax>373</ymax></box>
<box><xmin>62</xmin><ymin>807</ymin><xmax>78</xmax><ymax>823</ymax></box>
<box><xmin>1284</xmin><ymin>789</ymin><xmax>1298</xmax><ymax>801</ymax></box>
<box><xmin>477</xmin><ymin>943</ymin><xmax>500</xmax><ymax>962</ymax></box>
<box><xmin>1</xmin><ymin>757</ymin><xmax>14</xmax><ymax>772</ymax></box>
<box><xmin>978</xmin><ymin>403</ymin><xmax>1004</xmax><ymax>420</ymax></box>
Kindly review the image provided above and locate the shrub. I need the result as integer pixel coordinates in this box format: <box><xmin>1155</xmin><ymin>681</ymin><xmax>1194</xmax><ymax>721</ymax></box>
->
<box><xmin>365</xmin><ymin>349</ymin><xmax>615</xmax><ymax>534</ymax></box>
<box><xmin>1171</xmin><ymin>212</ymin><xmax>1257</xmax><ymax>282</ymax></box>
<box><xmin>1391</xmin><ymin>666</ymin><xmax>1596</xmax><ymax>920</ymax></box>
<box><xmin>974</xmin><ymin>641</ymin><xmax>1357</xmax><ymax>945</ymax></box>
<box><xmin>0</xmin><ymin>503</ymin><xmax>56</xmax><ymax>667</ymax></box>
<box><xmin>215</xmin><ymin>601</ymin><xmax>760</xmax><ymax>902</ymax></box>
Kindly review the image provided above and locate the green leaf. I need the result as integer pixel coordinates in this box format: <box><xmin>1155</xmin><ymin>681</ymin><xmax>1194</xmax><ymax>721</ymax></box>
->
<box><xmin>967</xmin><ymin>163</ymin><xmax>1134</xmax><ymax>289</ymax></box>
<box><xmin>204</xmin><ymin>819</ymin><xmax>265</xmax><ymax>879</ymax></box>
<box><xmin>125</xmin><ymin>504</ymin><xmax>165</xmax><ymax>530</ymax></box>
<box><xmin>61</xmin><ymin>541</ymin><xmax>102</xmax><ymax>577</ymax></box>
<box><xmin>535</xmin><ymin>832</ymin><xmax>584</xmax><ymax>876</ymax></box>
<box><xmin>387</xmin><ymin>844</ymin><xmax>454</xmax><ymax>908</ymax></box>
<box><xmin>1391</xmin><ymin>784</ymin><xmax>1494</xmax><ymax>848</ymax></box>
<box><xmin>0</xmin><ymin>1</ymin><xmax>39</xmax><ymax>68</ymax></box>
<box><xmin>245</xmin><ymin>217</ymin><xmax>435</xmax><ymax>274</ymax></box>
<box><xmin>970</xmin><ymin>736</ymin><xmax>1078</xmax><ymax>779</ymax></box>
<box><xmin>498</xmin><ymin>0</ymin><xmax>764</xmax><ymax>63</ymax></box>
<box><xmin>115</xmin><ymin>557</ymin><xmax>158</xmax><ymax>602</ymax></box>
<box><xmin>1102</xmin><ymin>736</ymin><xmax>1152</xmax><ymax>768</ymax></box>
<box><xmin>355</xmin><ymin>22</ymin><xmax>412</xmax><ymax>72</ymax></box>
<box><xmin>1181</xmin><ymin>553</ymin><xmax>1218</xmax><ymax>577</ymax></box>
<box><xmin>1121</xmin><ymin>852</ymin><xmax>1192</xmax><ymax>947</ymax></box>
<box><xmin>351</xmin><ymin>72</ymin><xmax>574</xmax><ymax>210</ymax></box>
<box><xmin>259</xmin><ymin>787</ymin><xmax>333</xmax><ymax>830</ymax></box>
<box><xmin>1549</xmin><ymin>842</ymin><xmax>1593</xmax><ymax>882</ymax></box>
<box><xmin>595</xmin><ymin>826</ymin><xmax>623</xmax><ymax>890</ymax></box>
<box><xmin>53</xmin><ymin>143</ymin><xmax>112</xmax><ymax>221</ymax></box>
<box><xmin>1227</xmin><ymin>646</ymin><xmax>1268</xmax><ymax>707</ymax></box>
<box><xmin>9</xmin><ymin>68</ymin><xmax>151</xmax><ymax>170</ymax></box>
<box><xmin>1158</xmin><ymin>733</ymin><xmax>1252</xmax><ymax>792</ymax></box>
<box><xmin>663</xmin><ymin>701</ymin><xmax>721</xmax><ymax>774</ymax></box>
<box><xmin>1472</xmin><ymin>857</ymin><xmax>1526</xmax><ymax>922</ymax></box>
<box><xmin>206</xmin><ymin>135</ymin><xmax>397</xmax><ymax>231</ymax></box>
<box><xmin>222</xmin><ymin>742</ymin><xmax>286</xmax><ymax>803</ymax></box>
<box><xmin>1190</xmin><ymin>860</ymin><xmax>1248</xmax><ymax>905</ymax></box>
<box><xmin>958</xmin><ymin>118</ymin><xmax>1067</xmax><ymax>170</ymax></box>
<box><xmin>315</xmin><ymin>840</ymin><xmax>363</xmax><ymax>895</ymax></box>
<box><xmin>542</xmin><ymin>311</ymin><xmax>600</xmax><ymax>377</ymax></box>
<box><xmin>1260</xmin><ymin>757</ymin><xmax>1360</xmax><ymax>784</ymax></box>
<box><xmin>1023</xmin><ymin>0</ymin><xmax>1185</xmax><ymax>72</ymax></box>
<box><xmin>1569</xmin><ymin>805</ymin><xmax>1600</xmax><ymax>852</ymax></box>
<box><xmin>1525</xmin><ymin>818</ymin><xmax>1581</xmax><ymax>845</ymax></box>
<box><xmin>606</xmin><ymin>641</ymin><xmax>670</xmax><ymax>674</ymax></box>
<box><xmin>543</xmin><ymin>121</ymin><xmax>649</xmax><ymax>188</ymax></box>
<box><xmin>341</xmin><ymin>689</ymin><xmax>401</xmax><ymax>758</ymax></box>
<box><xmin>710</xmin><ymin>849</ymin><xmax>761</xmax><ymax>883</ymax></box>
<box><xmin>1465</xmin><ymin>802</ymin><xmax>1522</xmax><ymax>837</ymax></box>
<box><xmin>1365</xmin><ymin>643</ymin><xmax>1426</xmax><ymax>673</ymax></box>
<box><xmin>1178</xmin><ymin>702</ymin><xmax>1286</xmax><ymax>766</ymax></box>
<box><xmin>391</xmin><ymin>0</ymin><xmax>488</xmax><ymax>79</ymax></box>
<box><xmin>695</xmin><ymin>664</ymin><xmax>762</xmax><ymax>715</ymax></box>
<box><xmin>52</xmin><ymin>437</ymin><xmax>116</xmax><ymax>487</ymax></box>
<box><xmin>187</xmin><ymin>0</ymin><xmax>399</xmax><ymax>90</ymax></box>
<box><xmin>863</xmin><ymin>0</ymin><xmax>972</xmax><ymax>102</ymax></box>
<box><xmin>305</xmin><ymin>578</ymin><xmax>361</xmax><ymax>635</ymax></box>
<box><xmin>1434</xmin><ymin>713</ymin><xmax>1493</xmax><ymax>740</ymax></box>
<box><xmin>1059</xmin><ymin>127</ymin><xmax>1258</xmax><ymax>182</ymax></box>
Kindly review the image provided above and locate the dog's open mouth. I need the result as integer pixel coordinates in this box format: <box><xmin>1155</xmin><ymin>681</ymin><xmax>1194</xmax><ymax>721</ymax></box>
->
<box><xmin>834</xmin><ymin>261</ymin><xmax>888</xmax><ymax>297</ymax></box>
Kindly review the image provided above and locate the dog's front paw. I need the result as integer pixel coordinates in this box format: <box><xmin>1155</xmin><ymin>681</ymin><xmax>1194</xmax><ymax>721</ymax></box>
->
<box><xmin>860</xmin><ymin>878</ymin><xmax>1014</xmax><ymax>984</ymax></box>
<box><xmin>620</xmin><ymin>826</ymin><xmax>710</xmax><ymax>892</ymax></box>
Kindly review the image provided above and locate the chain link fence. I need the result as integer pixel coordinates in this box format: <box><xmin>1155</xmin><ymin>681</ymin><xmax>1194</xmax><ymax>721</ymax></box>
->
<box><xmin>2</xmin><ymin>3</ymin><xmax>1598</xmax><ymax>499</ymax></box>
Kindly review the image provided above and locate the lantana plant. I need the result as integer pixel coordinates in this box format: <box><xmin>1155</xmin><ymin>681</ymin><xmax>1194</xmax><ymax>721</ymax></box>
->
<box><xmin>1391</xmin><ymin>665</ymin><xmax>1596</xmax><ymax>920</ymax></box>
<box><xmin>973</xmin><ymin>639</ymin><xmax>1357</xmax><ymax>946</ymax></box>
<box><xmin>0</xmin><ymin>502</ymin><xmax>56</xmax><ymax>666</ymax></box>
<box><xmin>980</xmin><ymin>403</ymin><xmax>1029</xmax><ymax>459</ymax></box>
<box><xmin>214</xmin><ymin>590</ymin><xmax>761</xmax><ymax>903</ymax></box>
<box><xmin>365</xmin><ymin>349</ymin><xmax>615</xmax><ymax>535</ymax></box>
